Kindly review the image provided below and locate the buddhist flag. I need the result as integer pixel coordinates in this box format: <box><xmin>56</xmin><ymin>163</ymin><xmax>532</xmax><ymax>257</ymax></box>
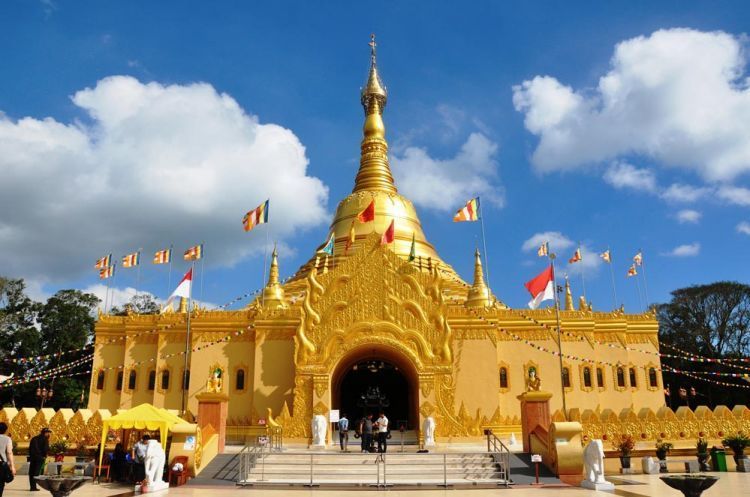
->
<box><xmin>568</xmin><ymin>248</ymin><xmax>582</xmax><ymax>264</ymax></box>
<box><xmin>633</xmin><ymin>251</ymin><xmax>643</xmax><ymax>266</ymax></box>
<box><xmin>381</xmin><ymin>219</ymin><xmax>395</xmax><ymax>245</ymax></box>
<box><xmin>358</xmin><ymin>200</ymin><xmax>375</xmax><ymax>223</ymax></box>
<box><xmin>122</xmin><ymin>251</ymin><xmax>140</xmax><ymax>268</ymax></box>
<box><xmin>408</xmin><ymin>232</ymin><xmax>416</xmax><ymax>262</ymax></box>
<box><xmin>99</xmin><ymin>264</ymin><xmax>115</xmax><ymax>280</ymax></box>
<box><xmin>184</xmin><ymin>244</ymin><xmax>203</xmax><ymax>261</ymax></box>
<box><xmin>95</xmin><ymin>254</ymin><xmax>111</xmax><ymax>270</ymax></box>
<box><xmin>164</xmin><ymin>268</ymin><xmax>192</xmax><ymax>309</ymax></box>
<box><xmin>345</xmin><ymin>221</ymin><xmax>356</xmax><ymax>254</ymax></box>
<box><xmin>453</xmin><ymin>197</ymin><xmax>480</xmax><ymax>222</ymax></box>
<box><xmin>600</xmin><ymin>250</ymin><xmax>611</xmax><ymax>263</ymax></box>
<box><xmin>627</xmin><ymin>264</ymin><xmax>638</xmax><ymax>277</ymax></box>
<box><xmin>153</xmin><ymin>248</ymin><xmax>171</xmax><ymax>265</ymax></box>
<box><xmin>537</xmin><ymin>242</ymin><xmax>549</xmax><ymax>258</ymax></box>
<box><xmin>524</xmin><ymin>265</ymin><xmax>555</xmax><ymax>309</ymax></box>
<box><xmin>319</xmin><ymin>232</ymin><xmax>335</xmax><ymax>256</ymax></box>
<box><xmin>243</xmin><ymin>199</ymin><xmax>269</xmax><ymax>232</ymax></box>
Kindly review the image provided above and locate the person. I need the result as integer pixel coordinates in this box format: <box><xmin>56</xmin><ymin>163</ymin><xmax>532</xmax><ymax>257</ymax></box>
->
<box><xmin>361</xmin><ymin>414</ymin><xmax>373</xmax><ymax>453</ymax></box>
<box><xmin>131</xmin><ymin>434</ymin><xmax>150</xmax><ymax>482</ymax></box>
<box><xmin>110</xmin><ymin>443</ymin><xmax>129</xmax><ymax>482</ymax></box>
<box><xmin>28</xmin><ymin>427</ymin><xmax>51</xmax><ymax>491</ymax></box>
<box><xmin>375</xmin><ymin>411</ymin><xmax>389</xmax><ymax>453</ymax></box>
<box><xmin>338</xmin><ymin>414</ymin><xmax>349</xmax><ymax>452</ymax></box>
<box><xmin>0</xmin><ymin>422</ymin><xmax>16</xmax><ymax>497</ymax></box>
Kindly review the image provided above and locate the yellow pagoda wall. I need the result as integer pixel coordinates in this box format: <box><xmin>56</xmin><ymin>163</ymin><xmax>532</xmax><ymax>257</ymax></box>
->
<box><xmin>453</xmin><ymin>337</ymin><xmax>500</xmax><ymax>417</ymax></box>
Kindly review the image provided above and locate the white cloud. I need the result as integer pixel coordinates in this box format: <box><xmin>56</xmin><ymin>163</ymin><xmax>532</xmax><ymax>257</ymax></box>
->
<box><xmin>391</xmin><ymin>132</ymin><xmax>504</xmax><ymax>211</ymax></box>
<box><xmin>603</xmin><ymin>161</ymin><xmax>657</xmax><ymax>192</ymax></box>
<box><xmin>660</xmin><ymin>183</ymin><xmax>711</xmax><ymax>203</ymax></box>
<box><xmin>82</xmin><ymin>284</ymin><xmax>148</xmax><ymax>309</ymax></box>
<box><xmin>513</xmin><ymin>28</ymin><xmax>750</xmax><ymax>182</ymax></box>
<box><xmin>676</xmin><ymin>209</ymin><xmax>701</xmax><ymax>224</ymax></box>
<box><xmin>521</xmin><ymin>231</ymin><xmax>600</xmax><ymax>275</ymax></box>
<box><xmin>0</xmin><ymin>76</ymin><xmax>329</xmax><ymax>284</ymax></box>
<box><xmin>717</xmin><ymin>186</ymin><xmax>750</xmax><ymax>206</ymax></box>
<box><xmin>737</xmin><ymin>222</ymin><xmax>750</xmax><ymax>235</ymax></box>
<box><xmin>664</xmin><ymin>242</ymin><xmax>701</xmax><ymax>257</ymax></box>
<box><xmin>521</xmin><ymin>231</ymin><xmax>574</xmax><ymax>253</ymax></box>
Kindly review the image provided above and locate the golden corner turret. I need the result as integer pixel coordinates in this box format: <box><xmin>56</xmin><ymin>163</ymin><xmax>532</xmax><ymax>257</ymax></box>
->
<box><xmin>564</xmin><ymin>277</ymin><xmax>574</xmax><ymax>311</ymax></box>
<box><xmin>465</xmin><ymin>249</ymin><xmax>493</xmax><ymax>308</ymax></box>
<box><xmin>262</xmin><ymin>245</ymin><xmax>288</xmax><ymax>309</ymax></box>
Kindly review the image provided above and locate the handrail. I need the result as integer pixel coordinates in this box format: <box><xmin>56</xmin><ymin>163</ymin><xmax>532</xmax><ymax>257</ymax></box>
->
<box><xmin>236</xmin><ymin>426</ymin><xmax>283</xmax><ymax>484</ymax></box>
<box><xmin>238</xmin><ymin>450</ymin><xmax>511</xmax><ymax>487</ymax></box>
<box><xmin>484</xmin><ymin>429</ymin><xmax>512</xmax><ymax>487</ymax></box>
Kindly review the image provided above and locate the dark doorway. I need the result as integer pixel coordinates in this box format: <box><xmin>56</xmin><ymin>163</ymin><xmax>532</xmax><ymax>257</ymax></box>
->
<box><xmin>337</xmin><ymin>359</ymin><xmax>412</xmax><ymax>429</ymax></box>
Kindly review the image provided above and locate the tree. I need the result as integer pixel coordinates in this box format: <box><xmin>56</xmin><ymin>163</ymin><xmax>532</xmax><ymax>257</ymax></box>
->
<box><xmin>658</xmin><ymin>281</ymin><xmax>750</xmax><ymax>408</ymax></box>
<box><xmin>37</xmin><ymin>289</ymin><xmax>100</xmax><ymax>408</ymax></box>
<box><xmin>111</xmin><ymin>294</ymin><xmax>160</xmax><ymax>316</ymax></box>
<box><xmin>0</xmin><ymin>277</ymin><xmax>42</xmax><ymax>407</ymax></box>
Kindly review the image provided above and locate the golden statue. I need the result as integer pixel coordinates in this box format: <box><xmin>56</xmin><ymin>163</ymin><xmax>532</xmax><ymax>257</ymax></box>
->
<box><xmin>206</xmin><ymin>367</ymin><xmax>223</xmax><ymax>393</ymax></box>
<box><xmin>526</xmin><ymin>367</ymin><xmax>541</xmax><ymax>392</ymax></box>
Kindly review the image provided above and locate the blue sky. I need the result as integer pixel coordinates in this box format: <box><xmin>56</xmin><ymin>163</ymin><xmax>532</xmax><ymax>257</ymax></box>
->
<box><xmin>1</xmin><ymin>1</ymin><xmax>749</xmax><ymax>311</ymax></box>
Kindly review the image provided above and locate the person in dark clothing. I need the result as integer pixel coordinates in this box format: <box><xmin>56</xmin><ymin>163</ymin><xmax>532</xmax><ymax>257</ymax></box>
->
<box><xmin>110</xmin><ymin>443</ymin><xmax>129</xmax><ymax>482</ymax></box>
<box><xmin>361</xmin><ymin>414</ymin><xmax>374</xmax><ymax>453</ymax></box>
<box><xmin>28</xmin><ymin>428</ymin><xmax>51</xmax><ymax>491</ymax></box>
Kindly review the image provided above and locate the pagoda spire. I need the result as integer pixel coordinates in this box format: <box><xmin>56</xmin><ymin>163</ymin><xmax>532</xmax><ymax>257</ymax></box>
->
<box><xmin>465</xmin><ymin>249</ymin><xmax>492</xmax><ymax>308</ymax></box>
<box><xmin>352</xmin><ymin>34</ymin><xmax>397</xmax><ymax>194</ymax></box>
<box><xmin>262</xmin><ymin>245</ymin><xmax>288</xmax><ymax>309</ymax></box>
<box><xmin>564</xmin><ymin>277</ymin><xmax>574</xmax><ymax>311</ymax></box>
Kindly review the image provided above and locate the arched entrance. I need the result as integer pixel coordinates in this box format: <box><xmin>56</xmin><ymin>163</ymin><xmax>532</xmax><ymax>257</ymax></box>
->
<box><xmin>331</xmin><ymin>345</ymin><xmax>419</xmax><ymax>430</ymax></box>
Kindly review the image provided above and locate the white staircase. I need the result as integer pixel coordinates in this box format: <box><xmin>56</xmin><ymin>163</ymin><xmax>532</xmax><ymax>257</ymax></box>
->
<box><xmin>237</xmin><ymin>451</ymin><xmax>510</xmax><ymax>487</ymax></box>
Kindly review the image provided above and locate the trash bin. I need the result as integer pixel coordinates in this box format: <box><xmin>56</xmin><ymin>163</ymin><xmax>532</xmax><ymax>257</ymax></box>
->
<box><xmin>710</xmin><ymin>447</ymin><xmax>727</xmax><ymax>472</ymax></box>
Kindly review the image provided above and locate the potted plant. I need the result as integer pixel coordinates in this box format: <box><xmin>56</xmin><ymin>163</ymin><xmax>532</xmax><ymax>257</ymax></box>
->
<box><xmin>612</xmin><ymin>434</ymin><xmax>635</xmax><ymax>469</ymax></box>
<box><xmin>721</xmin><ymin>432</ymin><xmax>750</xmax><ymax>464</ymax></box>
<box><xmin>656</xmin><ymin>440</ymin><xmax>673</xmax><ymax>473</ymax></box>
<box><xmin>49</xmin><ymin>439</ymin><xmax>69</xmax><ymax>463</ymax></box>
<box><xmin>75</xmin><ymin>443</ymin><xmax>88</xmax><ymax>463</ymax></box>
<box><xmin>696</xmin><ymin>438</ymin><xmax>710</xmax><ymax>471</ymax></box>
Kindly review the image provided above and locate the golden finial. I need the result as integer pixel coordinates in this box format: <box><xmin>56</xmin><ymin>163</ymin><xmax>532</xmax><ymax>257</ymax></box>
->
<box><xmin>322</xmin><ymin>255</ymin><xmax>329</xmax><ymax>274</ymax></box>
<box><xmin>564</xmin><ymin>276</ymin><xmax>574</xmax><ymax>311</ymax></box>
<box><xmin>179</xmin><ymin>296</ymin><xmax>188</xmax><ymax>313</ymax></box>
<box><xmin>466</xmin><ymin>249</ymin><xmax>492</xmax><ymax>308</ymax></box>
<box><xmin>262</xmin><ymin>244</ymin><xmax>288</xmax><ymax>309</ymax></box>
<box><xmin>353</xmin><ymin>34</ymin><xmax>396</xmax><ymax>194</ymax></box>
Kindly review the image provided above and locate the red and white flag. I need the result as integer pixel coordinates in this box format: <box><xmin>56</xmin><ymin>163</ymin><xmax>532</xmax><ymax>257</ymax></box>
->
<box><xmin>524</xmin><ymin>265</ymin><xmax>555</xmax><ymax>309</ymax></box>
<box><xmin>164</xmin><ymin>268</ymin><xmax>192</xmax><ymax>310</ymax></box>
<box><xmin>381</xmin><ymin>219</ymin><xmax>395</xmax><ymax>245</ymax></box>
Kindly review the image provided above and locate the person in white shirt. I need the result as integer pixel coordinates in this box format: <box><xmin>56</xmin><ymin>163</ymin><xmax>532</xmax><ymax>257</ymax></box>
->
<box><xmin>0</xmin><ymin>422</ymin><xmax>16</xmax><ymax>497</ymax></box>
<box><xmin>375</xmin><ymin>411</ymin><xmax>389</xmax><ymax>453</ymax></box>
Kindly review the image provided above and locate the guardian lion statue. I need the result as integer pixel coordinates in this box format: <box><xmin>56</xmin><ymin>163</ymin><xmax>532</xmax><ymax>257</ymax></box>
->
<box><xmin>581</xmin><ymin>439</ymin><xmax>614</xmax><ymax>490</ymax></box>
<box><xmin>138</xmin><ymin>439</ymin><xmax>168</xmax><ymax>493</ymax></box>
<box><xmin>423</xmin><ymin>416</ymin><xmax>436</xmax><ymax>447</ymax></box>
<box><xmin>311</xmin><ymin>414</ymin><xmax>327</xmax><ymax>447</ymax></box>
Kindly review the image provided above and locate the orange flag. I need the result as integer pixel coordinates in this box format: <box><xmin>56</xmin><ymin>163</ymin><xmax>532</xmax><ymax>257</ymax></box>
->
<box><xmin>357</xmin><ymin>200</ymin><xmax>375</xmax><ymax>223</ymax></box>
<box><xmin>381</xmin><ymin>219</ymin><xmax>395</xmax><ymax>245</ymax></box>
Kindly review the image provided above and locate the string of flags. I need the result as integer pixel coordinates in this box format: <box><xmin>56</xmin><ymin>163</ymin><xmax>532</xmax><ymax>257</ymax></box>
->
<box><xmin>0</xmin><ymin>369</ymin><xmax>93</xmax><ymax>389</ymax></box>
<box><xmin>0</xmin><ymin>354</ymin><xmax>94</xmax><ymax>386</ymax></box>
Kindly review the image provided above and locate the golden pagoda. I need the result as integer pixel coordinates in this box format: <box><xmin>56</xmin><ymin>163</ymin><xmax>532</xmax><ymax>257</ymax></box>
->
<box><xmin>89</xmin><ymin>37</ymin><xmax>665</xmax><ymax>442</ymax></box>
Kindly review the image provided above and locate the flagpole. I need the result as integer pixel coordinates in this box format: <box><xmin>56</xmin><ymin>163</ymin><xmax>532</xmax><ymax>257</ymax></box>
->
<box><xmin>167</xmin><ymin>244</ymin><xmax>173</xmax><ymax>299</ymax></box>
<box><xmin>640</xmin><ymin>252</ymin><xmax>650</xmax><ymax>309</ymax></box>
<box><xmin>478</xmin><ymin>197</ymin><xmax>492</xmax><ymax>299</ymax></box>
<box><xmin>634</xmin><ymin>271</ymin><xmax>644</xmax><ymax>311</ymax></box>
<box><xmin>607</xmin><ymin>246</ymin><xmax>619</xmax><ymax>310</ymax></box>
<box><xmin>136</xmin><ymin>249</ymin><xmax>142</xmax><ymax>298</ymax></box>
<box><xmin>578</xmin><ymin>243</ymin><xmax>587</xmax><ymax>303</ymax></box>
<box><xmin>549</xmin><ymin>253</ymin><xmax>568</xmax><ymax>421</ymax></box>
<box><xmin>181</xmin><ymin>261</ymin><xmax>195</xmax><ymax>415</ymax></box>
<box><xmin>104</xmin><ymin>269</ymin><xmax>111</xmax><ymax>314</ymax></box>
<box><xmin>109</xmin><ymin>263</ymin><xmax>117</xmax><ymax>314</ymax></box>
<box><xmin>200</xmin><ymin>241</ymin><xmax>205</xmax><ymax>305</ymax></box>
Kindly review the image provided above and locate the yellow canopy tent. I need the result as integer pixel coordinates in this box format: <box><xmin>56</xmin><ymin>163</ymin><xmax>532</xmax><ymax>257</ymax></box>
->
<box><xmin>98</xmin><ymin>403</ymin><xmax>187</xmax><ymax>467</ymax></box>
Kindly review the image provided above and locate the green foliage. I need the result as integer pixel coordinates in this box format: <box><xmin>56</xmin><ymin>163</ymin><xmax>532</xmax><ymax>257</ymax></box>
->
<box><xmin>0</xmin><ymin>278</ymin><xmax>99</xmax><ymax>408</ymax></box>
<box><xmin>658</xmin><ymin>281</ymin><xmax>750</xmax><ymax>407</ymax></box>
<box><xmin>656</xmin><ymin>439</ymin><xmax>673</xmax><ymax>459</ymax></box>
<box><xmin>110</xmin><ymin>293</ymin><xmax>160</xmax><ymax>316</ymax></box>
<box><xmin>696</xmin><ymin>437</ymin><xmax>709</xmax><ymax>454</ymax></box>
<box><xmin>49</xmin><ymin>439</ymin><xmax>69</xmax><ymax>455</ymax></box>
<box><xmin>722</xmin><ymin>433</ymin><xmax>750</xmax><ymax>455</ymax></box>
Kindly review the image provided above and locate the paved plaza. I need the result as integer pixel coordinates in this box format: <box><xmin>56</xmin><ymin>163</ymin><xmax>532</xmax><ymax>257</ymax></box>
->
<box><xmin>2</xmin><ymin>472</ymin><xmax>749</xmax><ymax>496</ymax></box>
